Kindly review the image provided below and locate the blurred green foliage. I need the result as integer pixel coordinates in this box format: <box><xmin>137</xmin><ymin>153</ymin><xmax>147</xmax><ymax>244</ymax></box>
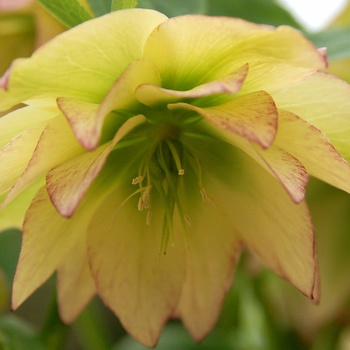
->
<box><xmin>0</xmin><ymin>14</ymin><xmax>35</xmax><ymax>76</ymax></box>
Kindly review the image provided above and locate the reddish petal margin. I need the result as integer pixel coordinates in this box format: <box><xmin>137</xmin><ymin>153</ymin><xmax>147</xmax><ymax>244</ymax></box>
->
<box><xmin>87</xmin><ymin>188</ymin><xmax>186</xmax><ymax>347</ymax></box>
<box><xmin>12</xmin><ymin>187</ymin><xmax>86</xmax><ymax>309</ymax></box>
<box><xmin>169</xmin><ymin>90</ymin><xmax>278</xmax><ymax>149</ymax></box>
<box><xmin>2</xmin><ymin>116</ymin><xmax>84</xmax><ymax>209</ymax></box>
<box><xmin>275</xmin><ymin>110</ymin><xmax>350</xmax><ymax>195</ymax></box>
<box><xmin>135</xmin><ymin>64</ymin><xmax>248</xmax><ymax>107</ymax></box>
<box><xmin>57</xmin><ymin>59</ymin><xmax>160</xmax><ymax>150</ymax></box>
<box><xmin>174</xmin><ymin>195</ymin><xmax>242</xmax><ymax>341</ymax></box>
<box><xmin>46</xmin><ymin>115</ymin><xmax>146</xmax><ymax>218</ymax></box>
<box><xmin>229</xmin><ymin>154</ymin><xmax>319</xmax><ymax>302</ymax></box>
<box><xmin>252</xmin><ymin>144</ymin><xmax>308</xmax><ymax>203</ymax></box>
<box><xmin>0</xmin><ymin>127</ymin><xmax>45</xmax><ymax>196</ymax></box>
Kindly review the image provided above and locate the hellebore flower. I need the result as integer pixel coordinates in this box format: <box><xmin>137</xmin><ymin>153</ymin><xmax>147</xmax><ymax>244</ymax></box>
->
<box><xmin>1</xmin><ymin>8</ymin><xmax>350</xmax><ymax>347</ymax></box>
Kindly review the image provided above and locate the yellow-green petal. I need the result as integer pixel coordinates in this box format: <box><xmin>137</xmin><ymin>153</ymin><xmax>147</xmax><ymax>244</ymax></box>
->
<box><xmin>57</xmin><ymin>241</ymin><xmax>96</xmax><ymax>323</ymax></box>
<box><xmin>0</xmin><ymin>126</ymin><xmax>45</xmax><ymax>196</ymax></box>
<box><xmin>230</xmin><ymin>155</ymin><xmax>318</xmax><ymax>301</ymax></box>
<box><xmin>135</xmin><ymin>64</ymin><xmax>248</xmax><ymax>107</ymax></box>
<box><xmin>272</xmin><ymin>72</ymin><xmax>350</xmax><ymax>159</ymax></box>
<box><xmin>170</xmin><ymin>90</ymin><xmax>278</xmax><ymax>148</ymax></box>
<box><xmin>175</xmin><ymin>197</ymin><xmax>242</xmax><ymax>341</ymax></box>
<box><xmin>275</xmin><ymin>110</ymin><xmax>350</xmax><ymax>194</ymax></box>
<box><xmin>3</xmin><ymin>116</ymin><xmax>84</xmax><ymax>207</ymax></box>
<box><xmin>46</xmin><ymin>115</ymin><xmax>145</xmax><ymax>218</ymax></box>
<box><xmin>12</xmin><ymin>187</ymin><xmax>85</xmax><ymax>309</ymax></box>
<box><xmin>57</xmin><ymin>59</ymin><xmax>160</xmax><ymax>150</ymax></box>
<box><xmin>0</xmin><ymin>9</ymin><xmax>168</xmax><ymax>111</ymax></box>
<box><xmin>143</xmin><ymin>15</ymin><xmax>325</xmax><ymax>91</ymax></box>
<box><xmin>0</xmin><ymin>105</ymin><xmax>58</xmax><ymax>149</ymax></box>
<box><xmin>87</xmin><ymin>188</ymin><xmax>186</xmax><ymax>348</ymax></box>
<box><xmin>0</xmin><ymin>178</ymin><xmax>44</xmax><ymax>231</ymax></box>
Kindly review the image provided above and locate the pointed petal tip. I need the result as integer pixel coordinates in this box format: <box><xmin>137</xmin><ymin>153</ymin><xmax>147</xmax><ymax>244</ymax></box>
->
<box><xmin>56</xmin><ymin>97</ymin><xmax>100</xmax><ymax>151</ymax></box>
<box><xmin>317</xmin><ymin>47</ymin><xmax>328</xmax><ymax>68</ymax></box>
<box><xmin>0</xmin><ymin>66</ymin><xmax>11</xmax><ymax>91</ymax></box>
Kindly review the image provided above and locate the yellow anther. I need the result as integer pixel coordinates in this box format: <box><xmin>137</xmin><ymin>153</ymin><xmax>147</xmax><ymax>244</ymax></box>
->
<box><xmin>132</xmin><ymin>176</ymin><xmax>144</xmax><ymax>185</ymax></box>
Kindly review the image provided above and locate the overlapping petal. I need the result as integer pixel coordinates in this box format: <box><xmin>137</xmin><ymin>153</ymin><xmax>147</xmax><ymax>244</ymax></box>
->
<box><xmin>46</xmin><ymin>115</ymin><xmax>145</xmax><ymax>218</ymax></box>
<box><xmin>2</xmin><ymin>7</ymin><xmax>350</xmax><ymax>348</ymax></box>
<box><xmin>175</xmin><ymin>196</ymin><xmax>242</xmax><ymax>341</ymax></box>
<box><xmin>272</xmin><ymin>72</ymin><xmax>350</xmax><ymax>159</ymax></box>
<box><xmin>0</xmin><ymin>106</ymin><xmax>58</xmax><ymax>149</ymax></box>
<box><xmin>2</xmin><ymin>116</ymin><xmax>84</xmax><ymax>208</ymax></box>
<box><xmin>87</xmin><ymin>188</ymin><xmax>187</xmax><ymax>347</ymax></box>
<box><xmin>227</xmin><ymin>155</ymin><xmax>318</xmax><ymax>301</ymax></box>
<box><xmin>57</xmin><ymin>241</ymin><xmax>96</xmax><ymax>323</ymax></box>
<box><xmin>170</xmin><ymin>90</ymin><xmax>278</xmax><ymax>148</ymax></box>
<box><xmin>12</xmin><ymin>186</ymin><xmax>85</xmax><ymax>308</ymax></box>
<box><xmin>274</xmin><ymin>110</ymin><xmax>350</xmax><ymax>194</ymax></box>
<box><xmin>57</xmin><ymin>59</ymin><xmax>160</xmax><ymax>150</ymax></box>
<box><xmin>0</xmin><ymin>178</ymin><xmax>44</xmax><ymax>231</ymax></box>
<box><xmin>143</xmin><ymin>15</ymin><xmax>325</xmax><ymax>91</ymax></box>
<box><xmin>0</xmin><ymin>126</ymin><xmax>46</xmax><ymax>196</ymax></box>
<box><xmin>0</xmin><ymin>9</ymin><xmax>168</xmax><ymax>111</ymax></box>
<box><xmin>135</xmin><ymin>64</ymin><xmax>248</xmax><ymax>107</ymax></box>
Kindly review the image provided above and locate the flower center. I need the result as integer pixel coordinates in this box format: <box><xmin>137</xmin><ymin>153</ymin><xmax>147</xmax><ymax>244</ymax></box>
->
<box><xmin>131</xmin><ymin>123</ymin><xmax>190</xmax><ymax>254</ymax></box>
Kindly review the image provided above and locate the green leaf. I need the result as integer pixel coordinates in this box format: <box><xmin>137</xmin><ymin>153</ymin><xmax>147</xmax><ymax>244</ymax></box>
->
<box><xmin>87</xmin><ymin>0</ymin><xmax>112</xmax><ymax>16</ymax></box>
<box><xmin>137</xmin><ymin>0</ymin><xmax>207</xmax><ymax>17</ymax></box>
<box><xmin>0</xmin><ymin>315</ymin><xmax>44</xmax><ymax>350</ymax></box>
<box><xmin>37</xmin><ymin>0</ymin><xmax>92</xmax><ymax>28</ymax></box>
<box><xmin>116</xmin><ymin>323</ymin><xmax>233</xmax><ymax>350</ymax></box>
<box><xmin>206</xmin><ymin>0</ymin><xmax>303</xmax><ymax>28</ymax></box>
<box><xmin>112</xmin><ymin>0</ymin><xmax>138</xmax><ymax>11</ymax></box>
<box><xmin>309</xmin><ymin>27</ymin><xmax>350</xmax><ymax>61</ymax></box>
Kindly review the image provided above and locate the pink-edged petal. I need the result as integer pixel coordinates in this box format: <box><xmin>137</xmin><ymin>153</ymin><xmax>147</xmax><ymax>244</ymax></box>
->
<box><xmin>0</xmin><ymin>105</ymin><xmax>58</xmax><ymax>149</ymax></box>
<box><xmin>12</xmin><ymin>187</ymin><xmax>85</xmax><ymax>308</ymax></box>
<box><xmin>230</xmin><ymin>154</ymin><xmax>318</xmax><ymax>301</ymax></box>
<box><xmin>174</xmin><ymin>197</ymin><xmax>242</xmax><ymax>341</ymax></box>
<box><xmin>275</xmin><ymin>110</ymin><xmax>350</xmax><ymax>194</ymax></box>
<box><xmin>143</xmin><ymin>16</ymin><xmax>325</xmax><ymax>90</ymax></box>
<box><xmin>252</xmin><ymin>144</ymin><xmax>308</xmax><ymax>203</ymax></box>
<box><xmin>266</xmin><ymin>182</ymin><xmax>350</xmax><ymax>337</ymax></box>
<box><xmin>0</xmin><ymin>126</ymin><xmax>45</xmax><ymax>196</ymax></box>
<box><xmin>12</xmin><ymin>174</ymin><xmax>111</xmax><ymax>309</ymax></box>
<box><xmin>56</xmin><ymin>99</ymin><xmax>100</xmax><ymax>151</ymax></box>
<box><xmin>135</xmin><ymin>64</ymin><xmax>248</xmax><ymax>107</ymax></box>
<box><xmin>87</xmin><ymin>189</ymin><xmax>186</xmax><ymax>347</ymax></box>
<box><xmin>170</xmin><ymin>90</ymin><xmax>278</xmax><ymax>148</ymax></box>
<box><xmin>0</xmin><ymin>64</ymin><xmax>11</xmax><ymax>90</ymax></box>
<box><xmin>57</xmin><ymin>241</ymin><xmax>96</xmax><ymax>323</ymax></box>
<box><xmin>0</xmin><ymin>10</ymin><xmax>168</xmax><ymax>111</ymax></box>
<box><xmin>2</xmin><ymin>116</ymin><xmax>84</xmax><ymax>208</ymax></box>
<box><xmin>46</xmin><ymin>115</ymin><xmax>145</xmax><ymax>218</ymax></box>
<box><xmin>272</xmin><ymin>71</ymin><xmax>350</xmax><ymax>159</ymax></box>
<box><xmin>199</xmin><ymin>117</ymin><xmax>308</xmax><ymax>203</ymax></box>
<box><xmin>57</xmin><ymin>59</ymin><xmax>160</xmax><ymax>150</ymax></box>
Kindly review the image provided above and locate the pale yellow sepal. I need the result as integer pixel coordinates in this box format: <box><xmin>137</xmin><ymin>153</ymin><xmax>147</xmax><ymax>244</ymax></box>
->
<box><xmin>57</xmin><ymin>240</ymin><xmax>96</xmax><ymax>323</ymax></box>
<box><xmin>135</xmin><ymin>64</ymin><xmax>248</xmax><ymax>107</ymax></box>
<box><xmin>0</xmin><ymin>9</ymin><xmax>168</xmax><ymax>111</ymax></box>
<box><xmin>170</xmin><ymin>90</ymin><xmax>278</xmax><ymax>149</ymax></box>
<box><xmin>2</xmin><ymin>116</ymin><xmax>84</xmax><ymax>208</ymax></box>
